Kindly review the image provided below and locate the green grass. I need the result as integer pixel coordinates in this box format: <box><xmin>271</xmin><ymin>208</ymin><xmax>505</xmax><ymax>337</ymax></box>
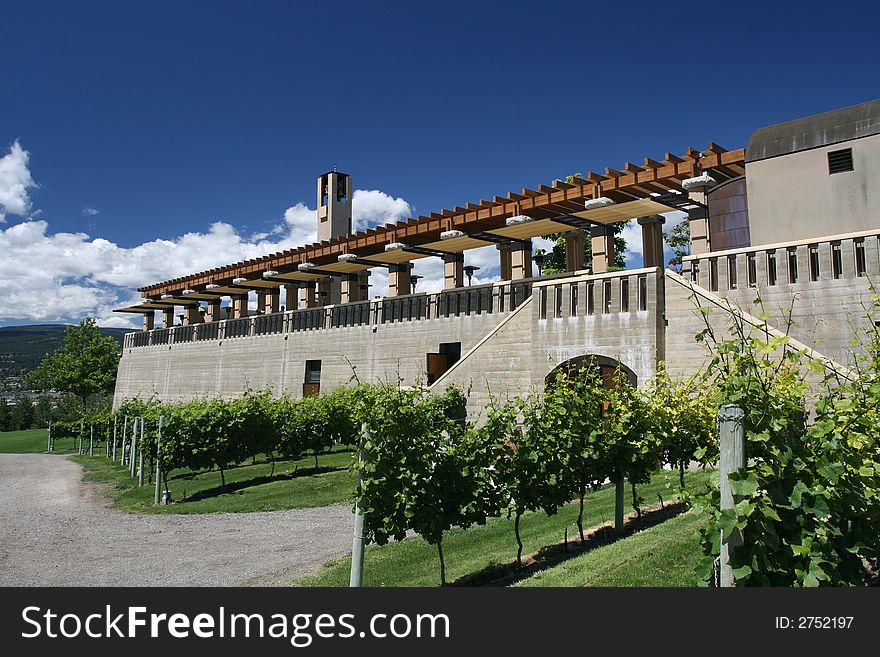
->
<box><xmin>516</xmin><ymin>507</ymin><xmax>707</xmax><ymax>587</ymax></box>
<box><xmin>0</xmin><ymin>428</ymin><xmax>75</xmax><ymax>453</ymax></box>
<box><xmin>72</xmin><ymin>448</ymin><xmax>357</xmax><ymax>514</ymax></box>
<box><xmin>0</xmin><ymin>428</ymin><xmax>357</xmax><ymax>514</ymax></box>
<box><xmin>299</xmin><ymin>468</ymin><xmax>714</xmax><ymax>587</ymax></box>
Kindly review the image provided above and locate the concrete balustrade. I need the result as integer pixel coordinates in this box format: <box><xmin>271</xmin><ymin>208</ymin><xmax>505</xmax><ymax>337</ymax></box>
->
<box><xmin>683</xmin><ymin>229</ymin><xmax>880</xmax><ymax>294</ymax></box>
<box><xmin>122</xmin><ymin>269</ymin><xmax>654</xmax><ymax>351</ymax></box>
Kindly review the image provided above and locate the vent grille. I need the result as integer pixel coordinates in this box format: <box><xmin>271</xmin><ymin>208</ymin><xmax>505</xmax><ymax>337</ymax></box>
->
<box><xmin>828</xmin><ymin>148</ymin><xmax>854</xmax><ymax>174</ymax></box>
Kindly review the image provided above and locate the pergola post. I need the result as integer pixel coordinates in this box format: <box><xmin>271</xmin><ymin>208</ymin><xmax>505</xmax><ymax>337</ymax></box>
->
<box><xmin>358</xmin><ymin>271</ymin><xmax>370</xmax><ymax>301</ymax></box>
<box><xmin>255</xmin><ymin>289</ymin><xmax>267</xmax><ymax>315</ymax></box>
<box><xmin>511</xmin><ymin>243</ymin><xmax>532</xmax><ymax>280</ymax></box>
<box><xmin>388</xmin><ymin>263</ymin><xmax>413</xmax><ymax>297</ymax></box>
<box><xmin>206</xmin><ymin>298</ymin><xmax>221</xmax><ymax>322</ymax></box>
<box><xmin>300</xmin><ymin>281</ymin><xmax>319</xmax><ymax>308</ymax></box>
<box><xmin>142</xmin><ymin>311</ymin><xmax>155</xmax><ymax>331</ymax></box>
<box><xmin>264</xmin><ymin>287</ymin><xmax>280</xmax><ymax>314</ymax></box>
<box><xmin>638</xmin><ymin>215</ymin><xmax>666</xmax><ymax>268</ymax></box>
<box><xmin>685</xmin><ymin>175</ymin><xmax>715</xmax><ymax>256</ymax></box>
<box><xmin>317</xmin><ymin>280</ymin><xmax>333</xmax><ymax>306</ymax></box>
<box><xmin>285</xmin><ymin>283</ymin><xmax>300</xmax><ymax>311</ymax></box>
<box><xmin>232</xmin><ymin>293</ymin><xmax>249</xmax><ymax>318</ymax></box>
<box><xmin>161</xmin><ymin>307</ymin><xmax>175</xmax><ymax>328</ymax></box>
<box><xmin>590</xmin><ymin>225</ymin><xmax>615</xmax><ymax>273</ymax></box>
<box><xmin>443</xmin><ymin>253</ymin><xmax>464</xmax><ymax>289</ymax></box>
<box><xmin>689</xmin><ymin>207</ymin><xmax>710</xmax><ymax>256</ymax></box>
<box><xmin>341</xmin><ymin>274</ymin><xmax>364</xmax><ymax>304</ymax></box>
<box><xmin>182</xmin><ymin>304</ymin><xmax>202</xmax><ymax>324</ymax></box>
<box><xmin>564</xmin><ymin>230</ymin><xmax>587</xmax><ymax>272</ymax></box>
<box><xmin>497</xmin><ymin>243</ymin><xmax>513</xmax><ymax>281</ymax></box>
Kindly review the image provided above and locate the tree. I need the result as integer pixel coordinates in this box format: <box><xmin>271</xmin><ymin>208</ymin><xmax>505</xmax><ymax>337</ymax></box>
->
<box><xmin>28</xmin><ymin>318</ymin><xmax>121</xmax><ymax>413</ymax></box>
<box><xmin>664</xmin><ymin>219</ymin><xmax>691</xmax><ymax>261</ymax></box>
<box><xmin>535</xmin><ymin>173</ymin><xmax>628</xmax><ymax>274</ymax></box>
<box><xmin>542</xmin><ymin>366</ymin><xmax>606</xmax><ymax>542</ymax></box>
<box><xmin>0</xmin><ymin>401</ymin><xmax>12</xmax><ymax>431</ymax></box>
<box><xmin>33</xmin><ymin>394</ymin><xmax>54</xmax><ymax>428</ymax></box>
<box><xmin>641</xmin><ymin>366</ymin><xmax>716</xmax><ymax>487</ymax></box>
<box><xmin>11</xmin><ymin>396</ymin><xmax>35</xmax><ymax>430</ymax></box>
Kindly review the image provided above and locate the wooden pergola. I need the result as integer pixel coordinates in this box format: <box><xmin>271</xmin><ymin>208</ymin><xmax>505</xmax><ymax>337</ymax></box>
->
<box><xmin>128</xmin><ymin>144</ymin><xmax>744</xmax><ymax>305</ymax></box>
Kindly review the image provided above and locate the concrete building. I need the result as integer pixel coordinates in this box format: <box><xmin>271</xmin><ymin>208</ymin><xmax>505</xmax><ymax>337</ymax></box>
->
<box><xmin>114</xmin><ymin>99</ymin><xmax>880</xmax><ymax>416</ymax></box>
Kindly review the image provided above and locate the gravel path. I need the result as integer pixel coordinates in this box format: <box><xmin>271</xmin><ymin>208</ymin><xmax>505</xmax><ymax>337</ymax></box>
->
<box><xmin>0</xmin><ymin>454</ymin><xmax>353</xmax><ymax>586</ymax></box>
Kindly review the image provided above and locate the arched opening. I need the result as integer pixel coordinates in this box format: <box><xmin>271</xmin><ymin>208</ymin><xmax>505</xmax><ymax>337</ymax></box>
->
<box><xmin>545</xmin><ymin>355</ymin><xmax>637</xmax><ymax>391</ymax></box>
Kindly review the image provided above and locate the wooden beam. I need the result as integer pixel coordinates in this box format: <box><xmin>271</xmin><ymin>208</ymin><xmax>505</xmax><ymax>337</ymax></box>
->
<box><xmin>139</xmin><ymin>145</ymin><xmax>745</xmax><ymax>294</ymax></box>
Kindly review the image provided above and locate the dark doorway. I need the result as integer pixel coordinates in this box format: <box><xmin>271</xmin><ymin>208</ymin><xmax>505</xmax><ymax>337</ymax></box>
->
<box><xmin>304</xmin><ymin>359</ymin><xmax>322</xmax><ymax>397</ymax></box>
<box><xmin>426</xmin><ymin>342</ymin><xmax>462</xmax><ymax>384</ymax></box>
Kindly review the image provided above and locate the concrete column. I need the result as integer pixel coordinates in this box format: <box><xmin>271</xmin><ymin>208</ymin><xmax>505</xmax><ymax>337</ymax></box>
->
<box><xmin>162</xmin><ymin>307</ymin><xmax>175</xmax><ymax>328</ymax></box>
<box><xmin>735</xmin><ymin>253</ymin><xmax>749</xmax><ymax>290</ymax></box>
<box><xmin>698</xmin><ymin>258</ymin><xmax>713</xmax><ymax>290</ymax></box>
<box><xmin>795</xmin><ymin>245</ymin><xmax>810</xmax><ymax>284</ymax></box>
<box><xmin>142</xmin><ymin>312</ymin><xmax>155</xmax><ymax>331</ymax></box>
<box><xmin>590</xmin><ymin>226</ymin><xmax>615</xmax><ymax>274</ymax></box>
<box><xmin>264</xmin><ymin>287</ymin><xmax>280</xmax><ymax>314</ymax></box>
<box><xmin>817</xmin><ymin>242</ymin><xmax>834</xmax><ymax>282</ymax></box>
<box><xmin>388</xmin><ymin>263</ymin><xmax>412</xmax><ymax>297</ymax></box>
<box><xmin>511</xmin><ymin>243</ymin><xmax>532</xmax><ymax>280</ymax></box>
<box><xmin>754</xmin><ymin>251</ymin><xmax>768</xmax><ymax>288</ymax></box>
<box><xmin>285</xmin><ymin>284</ymin><xmax>300</xmax><ymax>311</ymax></box>
<box><xmin>576</xmin><ymin>281</ymin><xmax>587</xmax><ymax>316</ymax></box>
<box><xmin>182</xmin><ymin>304</ymin><xmax>202</xmax><ymax>324</ymax></box>
<box><xmin>840</xmin><ymin>239</ymin><xmax>856</xmax><ymax>278</ymax></box>
<box><xmin>638</xmin><ymin>215</ymin><xmax>665</xmax><ymax>268</ymax></box>
<box><xmin>358</xmin><ymin>271</ymin><xmax>370</xmax><ymax>301</ymax></box>
<box><xmin>717</xmin><ymin>256</ymin><xmax>730</xmax><ymax>292</ymax></box>
<box><xmin>206</xmin><ymin>299</ymin><xmax>221</xmax><ymax>322</ymax></box>
<box><xmin>317</xmin><ymin>280</ymin><xmax>333</xmax><ymax>306</ymax></box>
<box><xmin>255</xmin><ymin>290</ymin><xmax>267</xmax><ymax>315</ymax></box>
<box><xmin>687</xmin><ymin>183</ymin><xmax>711</xmax><ymax>255</ymax></box>
<box><xmin>497</xmin><ymin>243</ymin><xmax>513</xmax><ymax>281</ymax></box>
<box><xmin>867</xmin><ymin>237</ymin><xmax>880</xmax><ymax>276</ymax></box>
<box><xmin>443</xmin><ymin>253</ymin><xmax>464</xmax><ymax>289</ymax></box>
<box><xmin>232</xmin><ymin>294</ymin><xmax>249</xmax><ymax>318</ymax></box>
<box><xmin>564</xmin><ymin>230</ymin><xmax>587</xmax><ymax>272</ymax></box>
<box><xmin>341</xmin><ymin>274</ymin><xmax>363</xmax><ymax>304</ymax></box>
<box><xmin>300</xmin><ymin>282</ymin><xmax>319</xmax><ymax>308</ymax></box>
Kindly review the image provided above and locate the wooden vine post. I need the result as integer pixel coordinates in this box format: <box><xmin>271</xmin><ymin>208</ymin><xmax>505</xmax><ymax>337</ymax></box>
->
<box><xmin>718</xmin><ymin>404</ymin><xmax>746</xmax><ymax>587</ymax></box>
<box><xmin>349</xmin><ymin>422</ymin><xmax>368</xmax><ymax>587</ymax></box>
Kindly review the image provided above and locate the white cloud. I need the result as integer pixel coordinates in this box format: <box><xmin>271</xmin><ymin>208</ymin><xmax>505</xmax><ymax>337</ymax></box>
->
<box><xmin>352</xmin><ymin>189</ymin><xmax>412</xmax><ymax>231</ymax></box>
<box><xmin>0</xmin><ymin>175</ymin><xmax>417</xmax><ymax>327</ymax></box>
<box><xmin>621</xmin><ymin>219</ymin><xmax>643</xmax><ymax>266</ymax></box>
<box><xmin>0</xmin><ymin>141</ymin><xmax>37</xmax><ymax>222</ymax></box>
<box><xmin>282</xmin><ymin>203</ymin><xmax>317</xmax><ymax>246</ymax></box>
<box><xmin>82</xmin><ymin>206</ymin><xmax>99</xmax><ymax>217</ymax></box>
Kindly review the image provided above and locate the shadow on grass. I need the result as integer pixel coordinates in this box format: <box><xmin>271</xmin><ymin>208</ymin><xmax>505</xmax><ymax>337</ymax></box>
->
<box><xmin>450</xmin><ymin>502</ymin><xmax>687</xmax><ymax>587</ymax></box>
<box><xmin>177</xmin><ymin>464</ymin><xmax>347</xmax><ymax>503</ymax></box>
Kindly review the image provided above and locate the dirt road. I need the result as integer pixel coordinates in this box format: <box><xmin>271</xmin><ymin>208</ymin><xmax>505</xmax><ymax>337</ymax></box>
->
<box><xmin>0</xmin><ymin>454</ymin><xmax>352</xmax><ymax>586</ymax></box>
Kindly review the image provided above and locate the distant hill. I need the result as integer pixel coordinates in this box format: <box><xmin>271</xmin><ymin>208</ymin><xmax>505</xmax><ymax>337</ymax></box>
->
<box><xmin>0</xmin><ymin>324</ymin><xmax>131</xmax><ymax>380</ymax></box>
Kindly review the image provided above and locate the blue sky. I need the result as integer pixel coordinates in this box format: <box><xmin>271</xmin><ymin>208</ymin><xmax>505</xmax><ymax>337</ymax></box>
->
<box><xmin>1</xmin><ymin>0</ymin><xmax>879</xmax><ymax>326</ymax></box>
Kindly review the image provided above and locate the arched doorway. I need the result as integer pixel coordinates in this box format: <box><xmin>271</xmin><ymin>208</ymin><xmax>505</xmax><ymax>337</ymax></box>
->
<box><xmin>544</xmin><ymin>354</ymin><xmax>637</xmax><ymax>391</ymax></box>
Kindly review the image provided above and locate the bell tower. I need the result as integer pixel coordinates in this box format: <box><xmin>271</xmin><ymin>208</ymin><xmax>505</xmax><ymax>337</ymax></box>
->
<box><xmin>317</xmin><ymin>170</ymin><xmax>352</xmax><ymax>242</ymax></box>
